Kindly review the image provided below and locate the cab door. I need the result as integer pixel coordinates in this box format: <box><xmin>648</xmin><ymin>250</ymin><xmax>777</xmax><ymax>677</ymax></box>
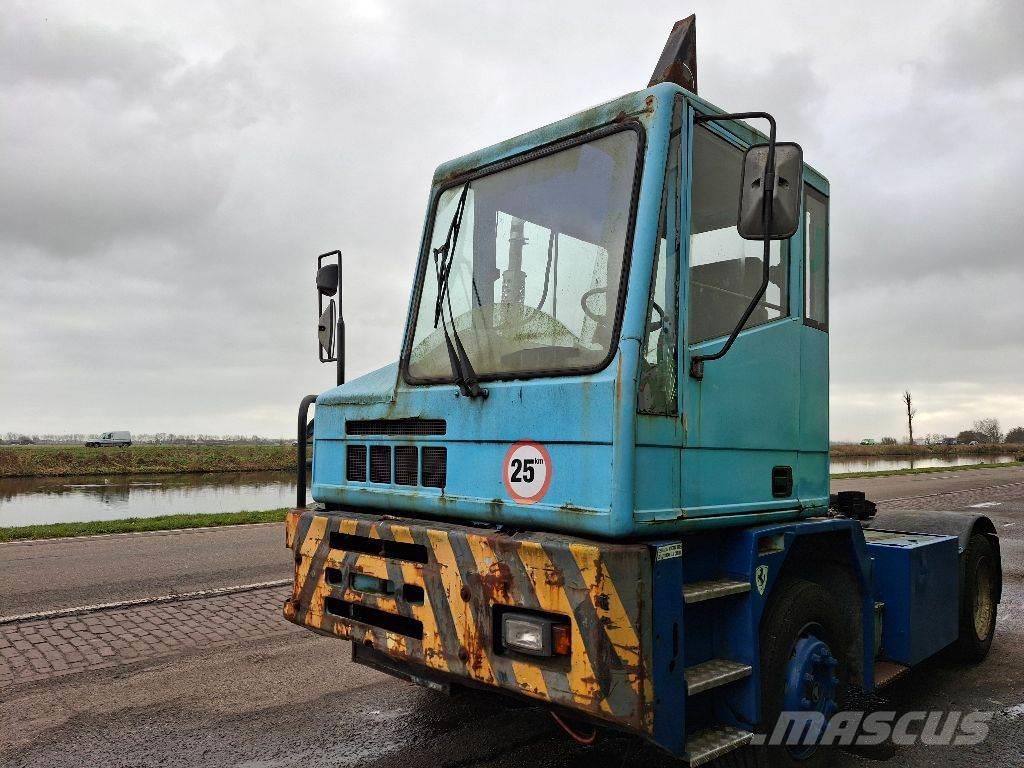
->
<box><xmin>679</xmin><ymin>111</ymin><xmax>802</xmax><ymax>519</ymax></box>
<box><xmin>633</xmin><ymin>96</ymin><xmax>684</xmax><ymax>523</ymax></box>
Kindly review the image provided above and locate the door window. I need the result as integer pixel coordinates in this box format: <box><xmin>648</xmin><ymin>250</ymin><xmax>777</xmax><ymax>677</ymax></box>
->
<box><xmin>804</xmin><ymin>187</ymin><xmax>828</xmax><ymax>330</ymax></box>
<box><xmin>638</xmin><ymin>99</ymin><xmax>682</xmax><ymax>414</ymax></box>
<box><xmin>687</xmin><ymin>126</ymin><xmax>789</xmax><ymax>345</ymax></box>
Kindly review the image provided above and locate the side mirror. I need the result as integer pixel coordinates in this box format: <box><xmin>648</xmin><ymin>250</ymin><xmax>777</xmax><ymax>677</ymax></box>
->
<box><xmin>316</xmin><ymin>264</ymin><xmax>339</xmax><ymax>296</ymax></box>
<box><xmin>315</xmin><ymin>250</ymin><xmax>344</xmax><ymax>382</ymax></box>
<box><xmin>737</xmin><ymin>142</ymin><xmax>804</xmax><ymax>240</ymax></box>
<box><xmin>318</xmin><ymin>299</ymin><xmax>336</xmax><ymax>361</ymax></box>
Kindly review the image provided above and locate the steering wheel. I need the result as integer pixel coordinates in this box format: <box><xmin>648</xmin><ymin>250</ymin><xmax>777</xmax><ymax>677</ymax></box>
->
<box><xmin>580</xmin><ymin>287</ymin><xmax>608</xmax><ymax>323</ymax></box>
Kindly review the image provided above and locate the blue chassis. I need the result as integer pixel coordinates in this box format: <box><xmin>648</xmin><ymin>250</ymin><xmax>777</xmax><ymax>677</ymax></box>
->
<box><xmin>648</xmin><ymin>516</ymin><xmax>959</xmax><ymax>756</ymax></box>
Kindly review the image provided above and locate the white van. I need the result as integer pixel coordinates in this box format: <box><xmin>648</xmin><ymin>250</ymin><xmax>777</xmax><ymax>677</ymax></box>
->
<box><xmin>85</xmin><ymin>431</ymin><xmax>132</xmax><ymax>447</ymax></box>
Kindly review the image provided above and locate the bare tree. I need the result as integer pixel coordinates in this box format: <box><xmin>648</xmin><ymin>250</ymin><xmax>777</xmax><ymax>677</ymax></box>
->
<box><xmin>973</xmin><ymin>418</ymin><xmax>1003</xmax><ymax>444</ymax></box>
<box><xmin>903</xmin><ymin>391</ymin><xmax>917</xmax><ymax>446</ymax></box>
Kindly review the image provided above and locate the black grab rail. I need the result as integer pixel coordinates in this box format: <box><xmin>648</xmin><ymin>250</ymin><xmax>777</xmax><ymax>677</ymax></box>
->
<box><xmin>296</xmin><ymin>394</ymin><xmax>317</xmax><ymax>508</ymax></box>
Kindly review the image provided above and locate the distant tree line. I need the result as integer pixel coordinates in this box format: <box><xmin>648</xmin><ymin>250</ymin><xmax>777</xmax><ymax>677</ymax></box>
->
<box><xmin>917</xmin><ymin>420</ymin><xmax>1023</xmax><ymax>445</ymax></box>
<box><xmin>956</xmin><ymin>418</ymin><xmax>1024</xmax><ymax>445</ymax></box>
<box><xmin>1</xmin><ymin>432</ymin><xmax>290</xmax><ymax>446</ymax></box>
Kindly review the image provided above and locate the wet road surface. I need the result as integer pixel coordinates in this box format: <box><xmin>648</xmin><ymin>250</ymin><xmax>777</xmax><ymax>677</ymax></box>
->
<box><xmin>0</xmin><ymin>523</ymin><xmax>287</xmax><ymax>617</ymax></box>
<box><xmin>3</xmin><ymin>468</ymin><xmax>1024</xmax><ymax>767</ymax></box>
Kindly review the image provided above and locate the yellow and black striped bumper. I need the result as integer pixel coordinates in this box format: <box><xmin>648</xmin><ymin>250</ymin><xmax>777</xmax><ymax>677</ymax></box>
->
<box><xmin>284</xmin><ymin>508</ymin><xmax>654</xmax><ymax>734</ymax></box>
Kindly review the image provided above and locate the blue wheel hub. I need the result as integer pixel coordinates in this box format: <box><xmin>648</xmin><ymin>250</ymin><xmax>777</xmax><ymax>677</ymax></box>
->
<box><xmin>782</xmin><ymin>634</ymin><xmax>838</xmax><ymax>758</ymax></box>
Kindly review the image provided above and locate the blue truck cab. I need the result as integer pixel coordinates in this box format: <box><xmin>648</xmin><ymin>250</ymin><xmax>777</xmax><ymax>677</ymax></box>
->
<box><xmin>285</xmin><ymin>17</ymin><xmax>1001</xmax><ymax>766</ymax></box>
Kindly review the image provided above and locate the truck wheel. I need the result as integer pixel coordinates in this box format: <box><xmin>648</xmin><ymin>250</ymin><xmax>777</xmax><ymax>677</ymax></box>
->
<box><xmin>758</xmin><ymin>577</ymin><xmax>848</xmax><ymax>768</ymax></box>
<box><xmin>955</xmin><ymin>533</ymin><xmax>999</xmax><ymax>662</ymax></box>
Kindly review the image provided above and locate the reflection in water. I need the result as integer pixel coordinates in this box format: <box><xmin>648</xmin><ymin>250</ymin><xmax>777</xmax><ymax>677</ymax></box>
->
<box><xmin>0</xmin><ymin>471</ymin><xmax>301</xmax><ymax>528</ymax></box>
<box><xmin>831</xmin><ymin>454</ymin><xmax>1018</xmax><ymax>475</ymax></box>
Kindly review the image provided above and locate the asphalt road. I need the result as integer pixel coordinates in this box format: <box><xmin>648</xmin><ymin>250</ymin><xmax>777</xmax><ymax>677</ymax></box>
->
<box><xmin>2</xmin><ymin>467</ymin><xmax>1023</xmax><ymax>767</ymax></box>
<box><xmin>0</xmin><ymin>523</ymin><xmax>289</xmax><ymax>617</ymax></box>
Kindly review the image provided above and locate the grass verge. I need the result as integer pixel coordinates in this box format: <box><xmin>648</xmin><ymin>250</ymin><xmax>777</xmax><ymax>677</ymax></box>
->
<box><xmin>0</xmin><ymin>508</ymin><xmax>290</xmax><ymax>543</ymax></box>
<box><xmin>831</xmin><ymin>461</ymin><xmax>1023</xmax><ymax>480</ymax></box>
<box><xmin>0</xmin><ymin>444</ymin><xmax>296</xmax><ymax>478</ymax></box>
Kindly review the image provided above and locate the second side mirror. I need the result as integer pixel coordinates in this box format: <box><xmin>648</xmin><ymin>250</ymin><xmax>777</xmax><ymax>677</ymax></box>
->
<box><xmin>737</xmin><ymin>142</ymin><xmax>804</xmax><ymax>240</ymax></box>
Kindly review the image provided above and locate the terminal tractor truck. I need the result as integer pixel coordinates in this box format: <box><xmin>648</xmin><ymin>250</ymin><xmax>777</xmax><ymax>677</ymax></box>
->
<box><xmin>285</xmin><ymin>17</ymin><xmax>1002</xmax><ymax>766</ymax></box>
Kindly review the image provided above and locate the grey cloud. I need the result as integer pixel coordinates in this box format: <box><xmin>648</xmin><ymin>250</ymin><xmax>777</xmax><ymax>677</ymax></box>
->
<box><xmin>0</xmin><ymin>14</ymin><xmax>179</xmax><ymax>91</ymax></box>
<box><xmin>0</xmin><ymin>15</ymin><xmax>277</xmax><ymax>255</ymax></box>
<box><xmin>929</xmin><ymin>0</ymin><xmax>1024</xmax><ymax>89</ymax></box>
<box><xmin>0</xmin><ymin>1</ymin><xmax>1021</xmax><ymax>442</ymax></box>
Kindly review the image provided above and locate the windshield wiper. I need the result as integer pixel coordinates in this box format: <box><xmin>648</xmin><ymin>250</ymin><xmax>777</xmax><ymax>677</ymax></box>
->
<box><xmin>432</xmin><ymin>184</ymin><xmax>487</xmax><ymax>399</ymax></box>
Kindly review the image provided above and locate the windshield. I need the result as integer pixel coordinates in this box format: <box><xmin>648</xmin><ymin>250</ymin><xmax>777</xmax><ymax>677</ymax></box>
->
<box><xmin>407</xmin><ymin>129</ymin><xmax>640</xmax><ymax>381</ymax></box>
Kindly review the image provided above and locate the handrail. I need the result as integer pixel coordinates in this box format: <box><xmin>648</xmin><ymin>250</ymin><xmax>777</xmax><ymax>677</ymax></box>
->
<box><xmin>296</xmin><ymin>394</ymin><xmax>317</xmax><ymax>508</ymax></box>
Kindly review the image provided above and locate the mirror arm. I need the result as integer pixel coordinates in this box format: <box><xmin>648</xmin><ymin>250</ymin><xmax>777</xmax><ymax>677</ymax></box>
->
<box><xmin>317</xmin><ymin>250</ymin><xmax>345</xmax><ymax>385</ymax></box>
<box><xmin>689</xmin><ymin>111</ymin><xmax>777</xmax><ymax>380</ymax></box>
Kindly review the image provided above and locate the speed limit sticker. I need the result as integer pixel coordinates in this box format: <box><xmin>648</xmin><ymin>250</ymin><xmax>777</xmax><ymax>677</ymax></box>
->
<box><xmin>503</xmin><ymin>441</ymin><xmax>553</xmax><ymax>505</ymax></box>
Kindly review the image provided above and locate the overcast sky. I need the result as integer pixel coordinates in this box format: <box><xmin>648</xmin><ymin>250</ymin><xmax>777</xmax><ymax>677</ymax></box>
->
<box><xmin>1</xmin><ymin>0</ymin><xmax>1022</xmax><ymax>441</ymax></box>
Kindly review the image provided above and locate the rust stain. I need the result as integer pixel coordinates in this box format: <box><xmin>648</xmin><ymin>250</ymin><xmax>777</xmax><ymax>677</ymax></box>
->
<box><xmin>480</xmin><ymin>561</ymin><xmax>512</xmax><ymax>603</ymax></box>
<box><xmin>543</xmin><ymin>566</ymin><xmax>565</xmax><ymax>588</ymax></box>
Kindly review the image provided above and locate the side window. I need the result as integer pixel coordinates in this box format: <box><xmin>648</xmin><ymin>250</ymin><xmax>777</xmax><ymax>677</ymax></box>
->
<box><xmin>638</xmin><ymin>99</ymin><xmax>682</xmax><ymax>414</ymax></box>
<box><xmin>804</xmin><ymin>188</ymin><xmax>828</xmax><ymax>330</ymax></box>
<box><xmin>687</xmin><ymin>127</ymin><xmax>789</xmax><ymax>345</ymax></box>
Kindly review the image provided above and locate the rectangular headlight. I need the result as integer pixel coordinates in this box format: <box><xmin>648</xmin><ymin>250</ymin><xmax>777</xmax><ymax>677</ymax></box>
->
<box><xmin>501</xmin><ymin>613</ymin><xmax>570</xmax><ymax>657</ymax></box>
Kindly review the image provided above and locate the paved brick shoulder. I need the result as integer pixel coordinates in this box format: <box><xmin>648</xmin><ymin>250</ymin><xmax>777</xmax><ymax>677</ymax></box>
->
<box><xmin>0</xmin><ymin>587</ymin><xmax>293</xmax><ymax>687</ymax></box>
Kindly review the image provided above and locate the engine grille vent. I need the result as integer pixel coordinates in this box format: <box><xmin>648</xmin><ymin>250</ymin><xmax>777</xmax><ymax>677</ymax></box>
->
<box><xmin>346</xmin><ymin>445</ymin><xmax>367</xmax><ymax>482</ymax></box>
<box><xmin>369</xmin><ymin>445</ymin><xmax>392</xmax><ymax>484</ymax></box>
<box><xmin>421</xmin><ymin>447</ymin><xmax>447</xmax><ymax>488</ymax></box>
<box><xmin>394</xmin><ymin>446</ymin><xmax>418</xmax><ymax>486</ymax></box>
<box><xmin>345</xmin><ymin>444</ymin><xmax>446</xmax><ymax>490</ymax></box>
<box><xmin>346</xmin><ymin>418</ymin><xmax>446</xmax><ymax>436</ymax></box>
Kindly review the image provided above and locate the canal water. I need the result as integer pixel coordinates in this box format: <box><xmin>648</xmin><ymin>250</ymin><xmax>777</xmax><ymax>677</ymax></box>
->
<box><xmin>830</xmin><ymin>454</ymin><xmax>1018</xmax><ymax>474</ymax></box>
<box><xmin>1</xmin><ymin>455</ymin><xmax>1019</xmax><ymax>528</ymax></box>
<box><xmin>0</xmin><ymin>471</ymin><xmax>302</xmax><ymax>528</ymax></box>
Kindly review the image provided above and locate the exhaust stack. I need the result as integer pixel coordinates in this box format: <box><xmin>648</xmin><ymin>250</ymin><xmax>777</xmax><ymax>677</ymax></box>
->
<box><xmin>648</xmin><ymin>15</ymin><xmax>698</xmax><ymax>94</ymax></box>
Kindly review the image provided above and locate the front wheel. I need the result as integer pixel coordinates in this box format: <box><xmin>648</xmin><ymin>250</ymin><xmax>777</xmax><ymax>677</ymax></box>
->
<box><xmin>955</xmin><ymin>533</ymin><xmax>999</xmax><ymax>662</ymax></box>
<box><xmin>758</xmin><ymin>577</ymin><xmax>850</xmax><ymax>768</ymax></box>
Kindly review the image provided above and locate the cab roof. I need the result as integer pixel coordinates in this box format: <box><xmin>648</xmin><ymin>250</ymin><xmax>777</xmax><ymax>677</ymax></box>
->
<box><xmin>431</xmin><ymin>82</ymin><xmax>829</xmax><ymax>195</ymax></box>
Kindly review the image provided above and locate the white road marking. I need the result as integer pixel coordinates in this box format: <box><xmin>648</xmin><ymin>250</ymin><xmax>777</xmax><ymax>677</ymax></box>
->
<box><xmin>876</xmin><ymin>479</ymin><xmax>1024</xmax><ymax>504</ymax></box>
<box><xmin>969</xmin><ymin>502</ymin><xmax>1003</xmax><ymax>508</ymax></box>
<box><xmin>0</xmin><ymin>579</ymin><xmax>291</xmax><ymax>626</ymax></box>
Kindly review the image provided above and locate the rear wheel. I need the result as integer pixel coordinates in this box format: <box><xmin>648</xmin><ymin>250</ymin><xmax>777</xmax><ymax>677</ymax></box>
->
<box><xmin>955</xmin><ymin>533</ymin><xmax>999</xmax><ymax>662</ymax></box>
<box><xmin>758</xmin><ymin>578</ymin><xmax>849</xmax><ymax>768</ymax></box>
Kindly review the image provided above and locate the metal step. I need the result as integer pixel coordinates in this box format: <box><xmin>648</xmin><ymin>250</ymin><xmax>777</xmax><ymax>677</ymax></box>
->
<box><xmin>685</xmin><ymin>725</ymin><xmax>754</xmax><ymax>766</ymax></box>
<box><xmin>873</xmin><ymin>660</ymin><xmax>911</xmax><ymax>688</ymax></box>
<box><xmin>683</xmin><ymin>578</ymin><xmax>751</xmax><ymax>604</ymax></box>
<box><xmin>685</xmin><ymin>658</ymin><xmax>753</xmax><ymax>695</ymax></box>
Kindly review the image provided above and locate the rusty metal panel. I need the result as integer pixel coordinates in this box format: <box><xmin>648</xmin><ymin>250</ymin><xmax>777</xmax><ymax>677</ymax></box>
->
<box><xmin>283</xmin><ymin>508</ymin><xmax>654</xmax><ymax>733</ymax></box>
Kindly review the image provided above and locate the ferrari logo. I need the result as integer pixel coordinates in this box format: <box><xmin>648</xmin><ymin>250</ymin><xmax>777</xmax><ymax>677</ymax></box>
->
<box><xmin>755</xmin><ymin>565</ymin><xmax>769</xmax><ymax>595</ymax></box>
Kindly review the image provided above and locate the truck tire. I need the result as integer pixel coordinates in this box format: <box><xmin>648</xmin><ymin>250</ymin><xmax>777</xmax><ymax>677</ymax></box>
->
<box><xmin>955</xmin><ymin>533</ymin><xmax>999</xmax><ymax>662</ymax></box>
<box><xmin>758</xmin><ymin>577</ymin><xmax>849</xmax><ymax>768</ymax></box>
